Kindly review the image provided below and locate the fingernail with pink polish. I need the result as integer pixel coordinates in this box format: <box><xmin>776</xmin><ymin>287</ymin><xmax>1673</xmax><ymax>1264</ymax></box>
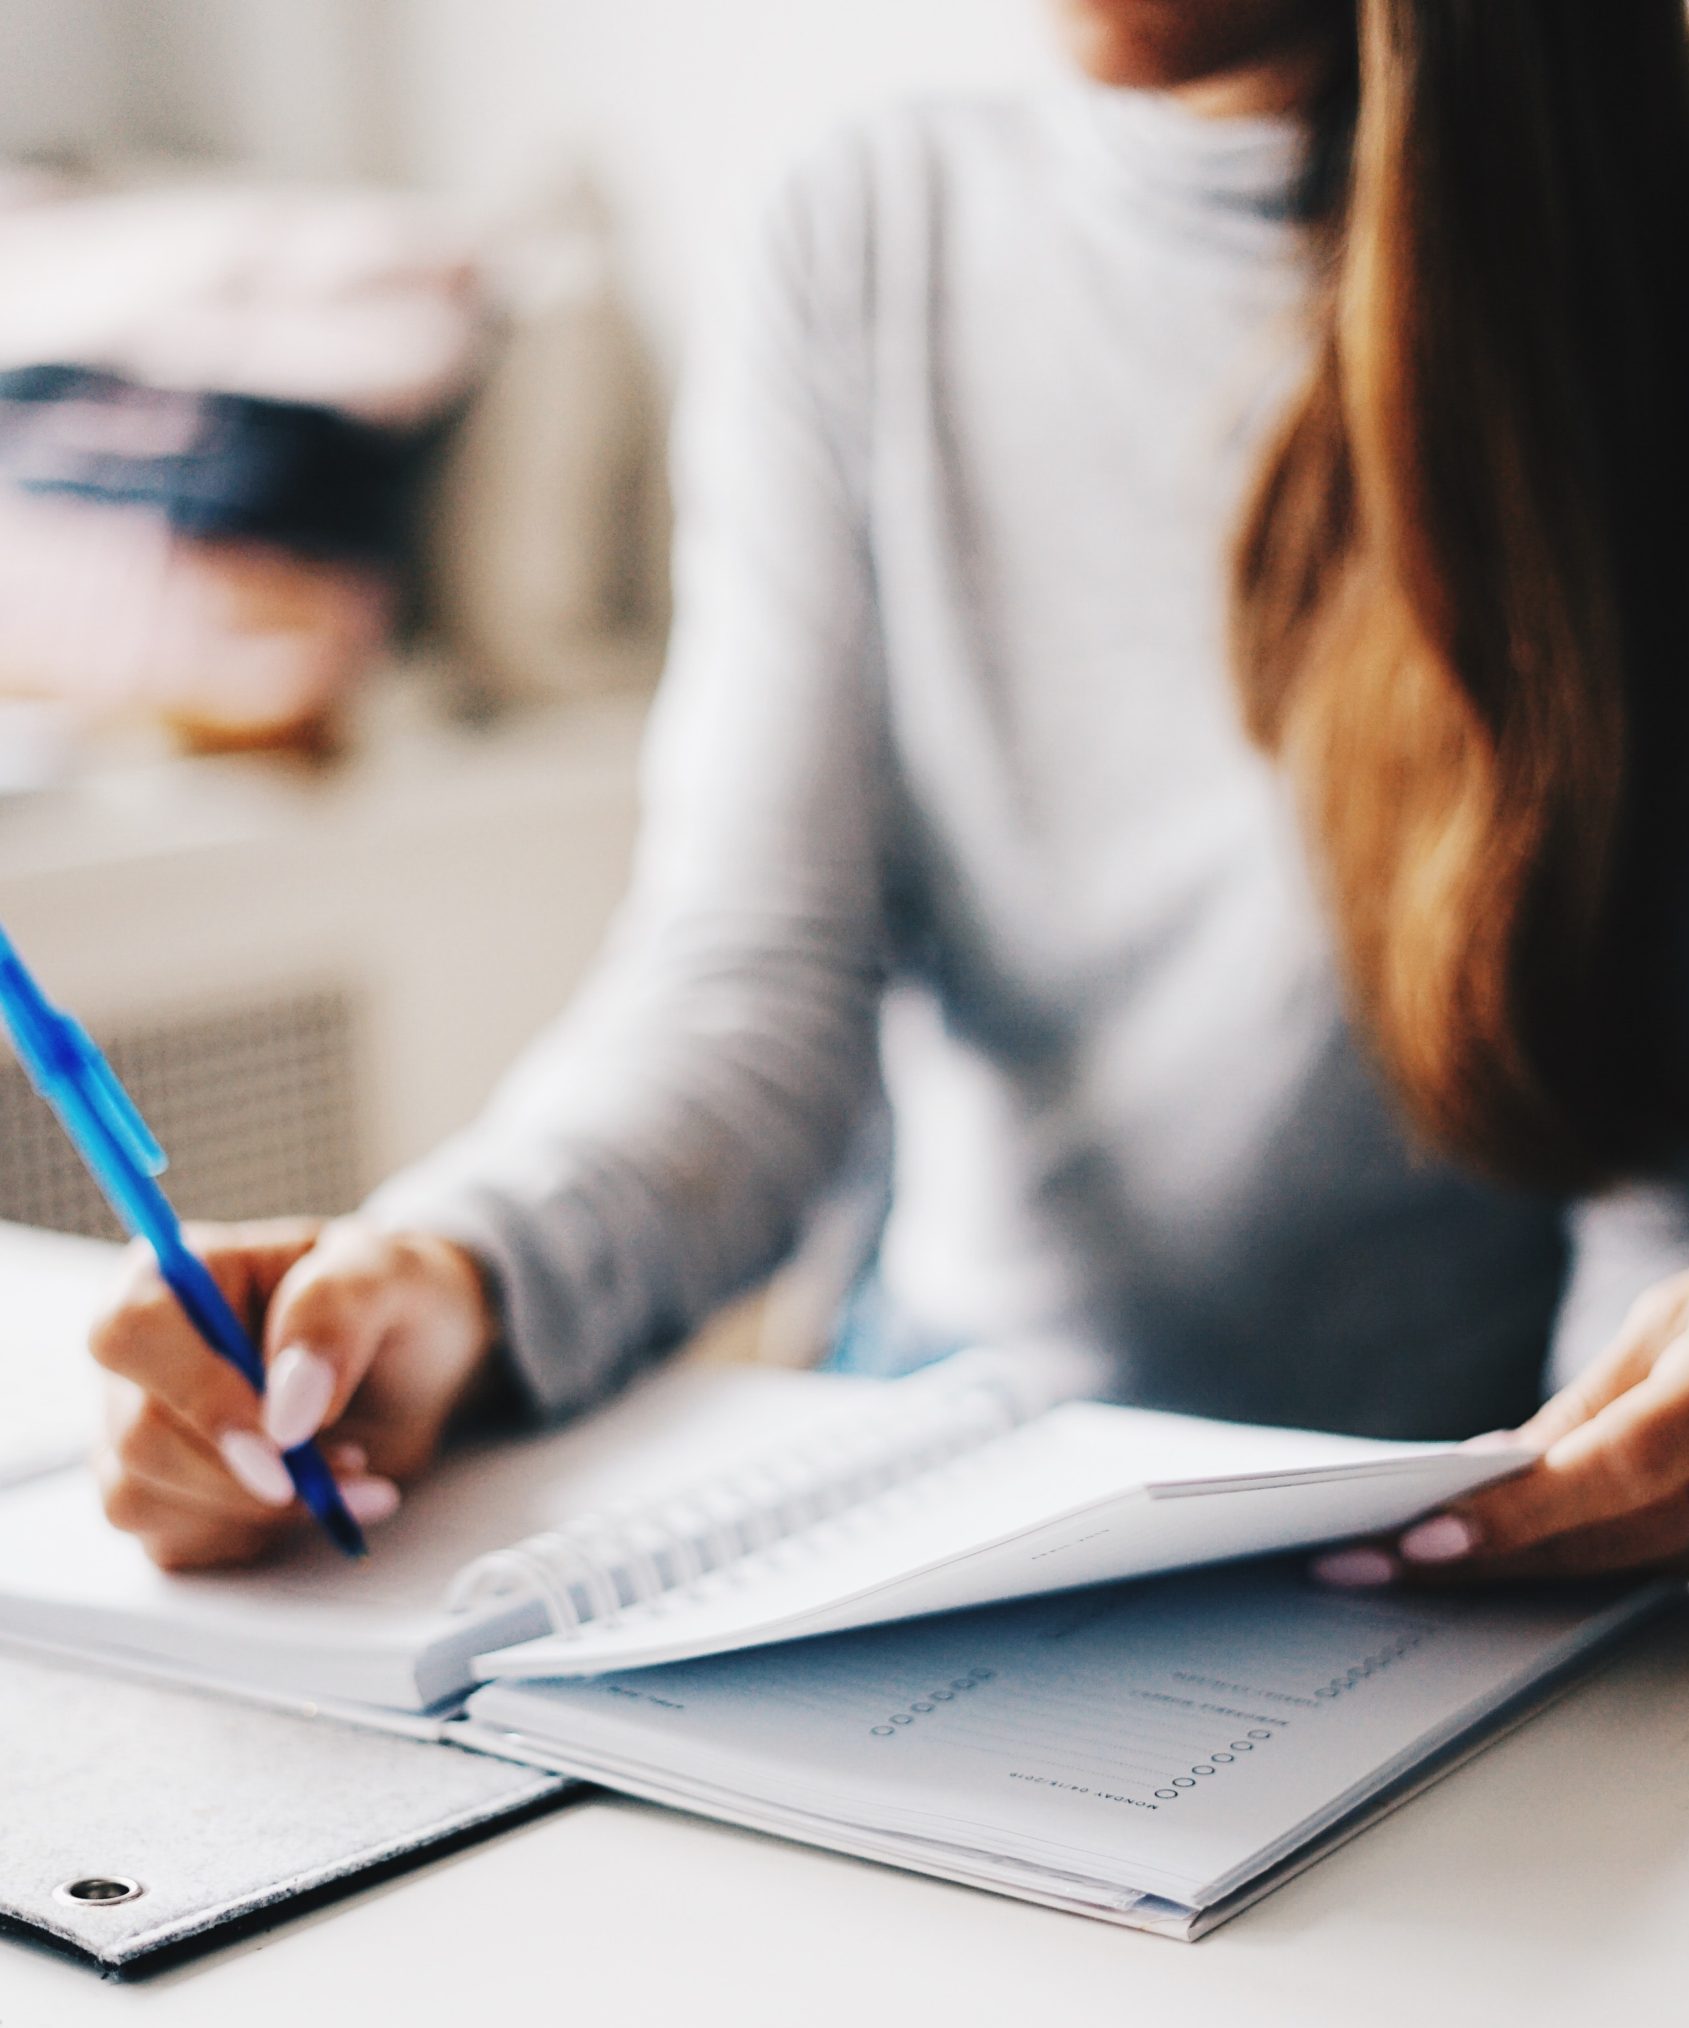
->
<box><xmin>339</xmin><ymin>1476</ymin><xmax>401</xmax><ymax>1526</ymax></box>
<box><xmin>263</xmin><ymin>1346</ymin><xmax>337</xmax><ymax>1450</ymax></box>
<box><xmin>1310</xmin><ymin>1547</ymin><xmax>1399</xmax><ymax>1589</ymax></box>
<box><xmin>219</xmin><ymin>1429</ymin><xmax>295</xmax><ymax>1507</ymax></box>
<box><xmin>1399</xmin><ymin>1514</ymin><xmax>1479</xmax><ymax>1564</ymax></box>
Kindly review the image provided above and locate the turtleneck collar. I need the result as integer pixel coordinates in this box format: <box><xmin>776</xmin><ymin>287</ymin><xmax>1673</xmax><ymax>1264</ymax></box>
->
<box><xmin>1050</xmin><ymin>79</ymin><xmax>1310</xmax><ymax>259</ymax></box>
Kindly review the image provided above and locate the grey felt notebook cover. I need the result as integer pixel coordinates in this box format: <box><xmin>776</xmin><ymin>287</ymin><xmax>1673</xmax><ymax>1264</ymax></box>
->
<box><xmin>0</xmin><ymin>1646</ymin><xmax>573</xmax><ymax>1970</ymax></box>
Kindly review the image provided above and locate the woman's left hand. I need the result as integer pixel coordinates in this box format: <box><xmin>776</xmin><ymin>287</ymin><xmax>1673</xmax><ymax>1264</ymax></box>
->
<box><xmin>1313</xmin><ymin>1270</ymin><xmax>1689</xmax><ymax>1588</ymax></box>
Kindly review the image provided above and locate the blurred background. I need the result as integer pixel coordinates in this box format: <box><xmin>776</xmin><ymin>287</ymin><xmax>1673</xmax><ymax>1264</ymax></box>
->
<box><xmin>0</xmin><ymin>0</ymin><xmax>1061</xmax><ymax>1260</ymax></box>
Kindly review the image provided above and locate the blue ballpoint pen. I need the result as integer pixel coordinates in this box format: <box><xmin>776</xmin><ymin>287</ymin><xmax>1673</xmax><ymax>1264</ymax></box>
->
<box><xmin>0</xmin><ymin>921</ymin><xmax>366</xmax><ymax>1557</ymax></box>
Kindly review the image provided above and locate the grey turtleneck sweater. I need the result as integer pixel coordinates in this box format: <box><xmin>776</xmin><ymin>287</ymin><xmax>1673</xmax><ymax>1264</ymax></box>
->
<box><xmin>370</xmin><ymin>86</ymin><xmax>1689</xmax><ymax>1438</ymax></box>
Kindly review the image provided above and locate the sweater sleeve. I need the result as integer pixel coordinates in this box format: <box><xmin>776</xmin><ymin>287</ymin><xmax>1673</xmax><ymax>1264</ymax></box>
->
<box><xmin>364</xmin><ymin>146</ymin><xmax>892</xmax><ymax>1417</ymax></box>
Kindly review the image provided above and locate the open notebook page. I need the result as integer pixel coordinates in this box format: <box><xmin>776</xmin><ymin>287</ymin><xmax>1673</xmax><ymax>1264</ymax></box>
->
<box><xmin>465</xmin><ymin>1562</ymin><xmax>1666</xmax><ymax>1917</ymax></box>
<box><xmin>474</xmin><ymin>1404</ymin><xmax>1528</xmax><ymax>1677</ymax></box>
<box><xmin>0</xmin><ymin>1364</ymin><xmax>877</xmax><ymax>1710</ymax></box>
<box><xmin>0</xmin><ymin>1225</ymin><xmax>119</xmax><ymax>1488</ymax></box>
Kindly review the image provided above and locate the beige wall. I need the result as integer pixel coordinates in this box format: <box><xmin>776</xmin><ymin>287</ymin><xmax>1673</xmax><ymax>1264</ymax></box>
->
<box><xmin>393</xmin><ymin>0</ymin><xmax>1066</xmax><ymax>360</ymax></box>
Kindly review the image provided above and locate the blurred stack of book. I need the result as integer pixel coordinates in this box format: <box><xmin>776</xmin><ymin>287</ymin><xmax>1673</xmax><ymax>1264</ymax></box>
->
<box><xmin>0</xmin><ymin>166</ymin><xmax>661</xmax><ymax>764</ymax></box>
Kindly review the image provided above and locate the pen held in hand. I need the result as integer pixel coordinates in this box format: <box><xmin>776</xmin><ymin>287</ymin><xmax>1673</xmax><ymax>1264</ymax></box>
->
<box><xmin>0</xmin><ymin>920</ymin><xmax>367</xmax><ymax>1559</ymax></box>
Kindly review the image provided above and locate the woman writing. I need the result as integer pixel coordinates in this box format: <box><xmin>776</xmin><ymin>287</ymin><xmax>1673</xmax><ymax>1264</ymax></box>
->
<box><xmin>87</xmin><ymin>0</ymin><xmax>1689</xmax><ymax>1590</ymax></box>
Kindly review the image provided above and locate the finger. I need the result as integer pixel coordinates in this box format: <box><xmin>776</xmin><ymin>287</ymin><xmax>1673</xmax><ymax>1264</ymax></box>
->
<box><xmin>258</xmin><ymin>1222</ymin><xmax>419</xmax><ymax>1451</ymax></box>
<box><xmin>1403</xmin><ymin>1496</ymin><xmax>1689</xmax><ymax>1585</ymax></box>
<box><xmin>104</xmin><ymin>1387</ymin><xmax>298</xmax><ymax>1518</ymax></box>
<box><xmin>1391</xmin><ymin>1331</ymin><xmax>1689</xmax><ymax>1569</ymax></box>
<box><xmin>140</xmin><ymin>1505</ymin><xmax>290</xmax><ymax>1573</ymax></box>
<box><xmin>104</xmin><ymin>1378</ymin><xmax>373</xmax><ymax>1509</ymax></box>
<box><xmin>1313</xmin><ymin>1495</ymin><xmax>1689</xmax><ymax>1592</ymax></box>
<box><xmin>89</xmin><ymin>1223</ymin><xmax>326</xmax><ymax>1424</ymax></box>
<box><xmin>257</xmin><ymin>1223</ymin><xmax>491</xmax><ymax>1469</ymax></box>
<box><xmin>97</xmin><ymin>1401</ymin><xmax>400</xmax><ymax>1552</ymax></box>
<box><xmin>1516</xmin><ymin>1278</ymin><xmax>1689</xmax><ymax>1452</ymax></box>
<box><xmin>89</xmin><ymin>1246</ymin><xmax>275</xmax><ymax>1446</ymax></box>
<box><xmin>142</xmin><ymin>1533</ymin><xmax>273</xmax><ymax>1574</ymax></box>
<box><xmin>94</xmin><ymin>1444</ymin><xmax>289</xmax><ymax>1569</ymax></box>
<box><xmin>182</xmin><ymin>1218</ymin><xmax>328</xmax><ymax>1285</ymax></box>
<box><xmin>1309</xmin><ymin>1544</ymin><xmax>1403</xmax><ymax>1590</ymax></box>
<box><xmin>1448</xmin><ymin>1332</ymin><xmax>1689</xmax><ymax>1557</ymax></box>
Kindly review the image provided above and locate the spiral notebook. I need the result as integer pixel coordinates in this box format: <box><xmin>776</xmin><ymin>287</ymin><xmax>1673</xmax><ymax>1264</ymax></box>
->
<box><xmin>0</xmin><ymin>1347</ymin><xmax>1530</xmax><ymax>1716</ymax></box>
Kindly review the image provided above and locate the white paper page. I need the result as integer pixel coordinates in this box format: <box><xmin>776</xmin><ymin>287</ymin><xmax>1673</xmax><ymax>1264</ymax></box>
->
<box><xmin>0</xmin><ymin>1225</ymin><xmax>119</xmax><ymax>1486</ymax></box>
<box><xmin>0</xmin><ymin>1364</ymin><xmax>874</xmax><ymax>1708</ymax></box>
<box><xmin>478</xmin><ymin>1404</ymin><xmax>1527</xmax><ymax>1676</ymax></box>
<box><xmin>468</xmin><ymin>1563</ymin><xmax>1661</xmax><ymax>1908</ymax></box>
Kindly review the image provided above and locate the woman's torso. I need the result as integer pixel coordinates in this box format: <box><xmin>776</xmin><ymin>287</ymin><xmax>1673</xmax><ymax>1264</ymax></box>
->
<box><xmin>832</xmin><ymin>90</ymin><xmax>1567</xmax><ymax>1435</ymax></box>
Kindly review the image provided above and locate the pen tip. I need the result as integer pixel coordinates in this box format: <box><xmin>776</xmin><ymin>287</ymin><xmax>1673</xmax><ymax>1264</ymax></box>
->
<box><xmin>326</xmin><ymin>1509</ymin><xmax>370</xmax><ymax>1560</ymax></box>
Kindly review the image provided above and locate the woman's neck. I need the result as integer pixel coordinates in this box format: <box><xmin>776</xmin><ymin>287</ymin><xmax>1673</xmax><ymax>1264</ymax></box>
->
<box><xmin>1164</xmin><ymin>27</ymin><xmax>1340</xmax><ymax>120</ymax></box>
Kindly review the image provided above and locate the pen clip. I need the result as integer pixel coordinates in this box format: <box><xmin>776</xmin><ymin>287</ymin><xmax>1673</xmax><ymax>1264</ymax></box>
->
<box><xmin>62</xmin><ymin>1018</ymin><xmax>168</xmax><ymax>1179</ymax></box>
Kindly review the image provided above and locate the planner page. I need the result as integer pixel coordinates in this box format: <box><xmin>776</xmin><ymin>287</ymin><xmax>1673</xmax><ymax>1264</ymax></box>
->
<box><xmin>466</xmin><ymin>1562</ymin><xmax>1663</xmax><ymax>1911</ymax></box>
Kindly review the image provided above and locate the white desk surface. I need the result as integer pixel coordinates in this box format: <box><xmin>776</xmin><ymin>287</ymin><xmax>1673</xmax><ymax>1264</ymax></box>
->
<box><xmin>2</xmin><ymin>1223</ymin><xmax>1687</xmax><ymax>2027</ymax></box>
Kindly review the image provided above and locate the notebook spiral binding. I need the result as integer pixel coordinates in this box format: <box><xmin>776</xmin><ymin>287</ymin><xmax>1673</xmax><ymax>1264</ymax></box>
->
<box><xmin>447</xmin><ymin>1354</ymin><xmax>1041</xmax><ymax>1638</ymax></box>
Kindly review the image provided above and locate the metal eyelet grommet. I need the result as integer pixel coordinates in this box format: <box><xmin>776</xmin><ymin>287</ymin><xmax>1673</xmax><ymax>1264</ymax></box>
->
<box><xmin>53</xmin><ymin>1877</ymin><xmax>145</xmax><ymax>1908</ymax></box>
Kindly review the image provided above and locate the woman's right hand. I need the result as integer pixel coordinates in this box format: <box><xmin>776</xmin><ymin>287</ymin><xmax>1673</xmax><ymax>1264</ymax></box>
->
<box><xmin>88</xmin><ymin>1217</ymin><xmax>500</xmax><ymax>1571</ymax></box>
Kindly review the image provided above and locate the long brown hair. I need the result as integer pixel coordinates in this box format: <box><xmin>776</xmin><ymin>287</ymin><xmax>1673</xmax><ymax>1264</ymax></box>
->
<box><xmin>1233</xmin><ymin>0</ymin><xmax>1689</xmax><ymax>1189</ymax></box>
